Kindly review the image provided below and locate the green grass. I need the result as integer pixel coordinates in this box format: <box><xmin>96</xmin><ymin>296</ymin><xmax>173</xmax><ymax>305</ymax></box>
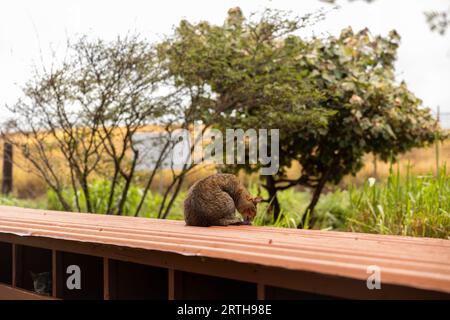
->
<box><xmin>45</xmin><ymin>180</ymin><xmax>186</xmax><ymax>220</ymax></box>
<box><xmin>345</xmin><ymin>165</ymin><xmax>449</xmax><ymax>238</ymax></box>
<box><xmin>0</xmin><ymin>195</ymin><xmax>47</xmax><ymax>209</ymax></box>
<box><xmin>1</xmin><ymin>165</ymin><xmax>448</xmax><ymax>239</ymax></box>
<box><xmin>251</xmin><ymin>164</ymin><xmax>449</xmax><ymax>239</ymax></box>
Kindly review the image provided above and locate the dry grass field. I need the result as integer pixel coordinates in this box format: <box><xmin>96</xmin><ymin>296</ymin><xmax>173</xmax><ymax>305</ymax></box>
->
<box><xmin>0</xmin><ymin>134</ymin><xmax>448</xmax><ymax>199</ymax></box>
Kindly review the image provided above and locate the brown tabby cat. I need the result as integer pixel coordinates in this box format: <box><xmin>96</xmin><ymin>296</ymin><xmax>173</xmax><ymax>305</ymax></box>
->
<box><xmin>184</xmin><ymin>174</ymin><xmax>263</xmax><ymax>227</ymax></box>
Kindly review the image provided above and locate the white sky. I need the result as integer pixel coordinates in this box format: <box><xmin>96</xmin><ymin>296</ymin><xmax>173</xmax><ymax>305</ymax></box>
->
<box><xmin>0</xmin><ymin>0</ymin><xmax>449</xmax><ymax>118</ymax></box>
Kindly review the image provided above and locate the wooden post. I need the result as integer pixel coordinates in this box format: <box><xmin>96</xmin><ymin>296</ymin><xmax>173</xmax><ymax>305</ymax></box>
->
<box><xmin>168</xmin><ymin>268</ymin><xmax>182</xmax><ymax>300</ymax></box>
<box><xmin>103</xmin><ymin>258</ymin><xmax>110</xmax><ymax>300</ymax></box>
<box><xmin>2</xmin><ymin>142</ymin><xmax>13</xmax><ymax>195</ymax></box>
<box><xmin>52</xmin><ymin>250</ymin><xmax>63</xmax><ymax>298</ymax></box>
<box><xmin>12</xmin><ymin>244</ymin><xmax>22</xmax><ymax>288</ymax></box>
<box><xmin>257</xmin><ymin>283</ymin><xmax>266</xmax><ymax>300</ymax></box>
<box><xmin>12</xmin><ymin>244</ymin><xmax>17</xmax><ymax>288</ymax></box>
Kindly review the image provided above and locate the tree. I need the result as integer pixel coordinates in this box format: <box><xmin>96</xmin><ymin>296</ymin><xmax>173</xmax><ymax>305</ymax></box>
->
<box><xmin>158</xmin><ymin>7</ymin><xmax>331</xmax><ymax>220</ymax></box>
<box><xmin>1</xmin><ymin>35</ymin><xmax>176</xmax><ymax>215</ymax></box>
<box><xmin>321</xmin><ymin>0</ymin><xmax>450</xmax><ymax>35</ymax></box>
<box><xmin>159</xmin><ymin>8</ymin><xmax>444</xmax><ymax>227</ymax></box>
<box><xmin>288</xmin><ymin>27</ymin><xmax>444</xmax><ymax>227</ymax></box>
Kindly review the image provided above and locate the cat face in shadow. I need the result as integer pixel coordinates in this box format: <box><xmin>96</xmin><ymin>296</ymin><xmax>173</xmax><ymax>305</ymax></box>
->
<box><xmin>30</xmin><ymin>271</ymin><xmax>52</xmax><ymax>296</ymax></box>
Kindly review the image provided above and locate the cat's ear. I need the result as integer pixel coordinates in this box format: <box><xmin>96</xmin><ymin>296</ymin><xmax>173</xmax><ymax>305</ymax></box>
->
<box><xmin>29</xmin><ymin>271</ymin><xmax>36</xmax><ymax>280</ymax></box>
<box><xmin>252</xmin><ymin>196</ymin><xmax>263</xmax><ymax>205</ymax></box>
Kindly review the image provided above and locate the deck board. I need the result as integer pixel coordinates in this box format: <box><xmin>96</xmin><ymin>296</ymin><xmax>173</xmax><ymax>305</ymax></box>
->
<box><xmin>0</xmin><ymin>205</ymin><xmax>449</xmax><ymax>295</ymax></box>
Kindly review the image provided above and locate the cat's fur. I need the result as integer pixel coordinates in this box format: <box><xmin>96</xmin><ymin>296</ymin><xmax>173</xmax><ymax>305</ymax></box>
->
<box><xmin>184</xmin><ymin>173</ymin><xmax>263</xmax><ymax>227</ymax></box>
<box><xmin>30</xmin><ymin>271</ymin><xmax>52</xmax><ymax>296</ymax></box>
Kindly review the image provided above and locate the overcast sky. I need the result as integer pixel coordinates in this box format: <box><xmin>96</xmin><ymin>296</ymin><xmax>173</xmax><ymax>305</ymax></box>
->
<box><xmin>1</xmin><ymin>0</ymin><xmax>449</xmax><ymax>118</ymax></box>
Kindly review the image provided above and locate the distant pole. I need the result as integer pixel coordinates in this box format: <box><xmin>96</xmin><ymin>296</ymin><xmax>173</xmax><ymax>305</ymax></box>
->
<box><xmin>435</xmin><ymin>106</ymin><xmax>440</xmax><ymax>176</ymax></box>
<box><xmin>372</xmin><ymin>154</ymin><xmax>378</xmax><ymax>179</ymax></box>
<box><xmin>159</xmin><ymin>171</ymin><xmax>163</xmax><ymax>194</ymax></box>
<box><xmin>2</xmin><ymin>142</ymin><xmax>13</xmax><ymax>195</ymax></box>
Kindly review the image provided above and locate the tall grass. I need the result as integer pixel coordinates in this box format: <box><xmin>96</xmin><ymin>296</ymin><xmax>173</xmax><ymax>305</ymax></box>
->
<box><xmin>345</xmin><ymin>165</ymin><xmax>449</xmax><ymax>238</ymax></box>
<box><xmin>251</xmin><ymin>165</ymin><xmax>449</xmax><ymax>239</ymax></box>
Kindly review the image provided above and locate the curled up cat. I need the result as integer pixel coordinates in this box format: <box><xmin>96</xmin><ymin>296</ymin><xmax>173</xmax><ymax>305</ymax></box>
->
<box><xmin>184</xmin><ymin>173</ymin><xmax>263</xmax><ymax>227</ymax></box>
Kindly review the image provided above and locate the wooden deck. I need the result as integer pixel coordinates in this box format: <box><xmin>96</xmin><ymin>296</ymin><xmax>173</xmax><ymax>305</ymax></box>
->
<box><xmin>0</xmin><ymin>205</ymin><xmax>449</xmax><ymax>299</ymax></box>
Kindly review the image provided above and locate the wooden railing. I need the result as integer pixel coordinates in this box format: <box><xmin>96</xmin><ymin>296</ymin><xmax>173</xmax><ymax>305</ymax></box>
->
<box><xmin>0</xmin><ymin>205</ymin><xmax>449</xmax><ymax>300</ymax></box>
